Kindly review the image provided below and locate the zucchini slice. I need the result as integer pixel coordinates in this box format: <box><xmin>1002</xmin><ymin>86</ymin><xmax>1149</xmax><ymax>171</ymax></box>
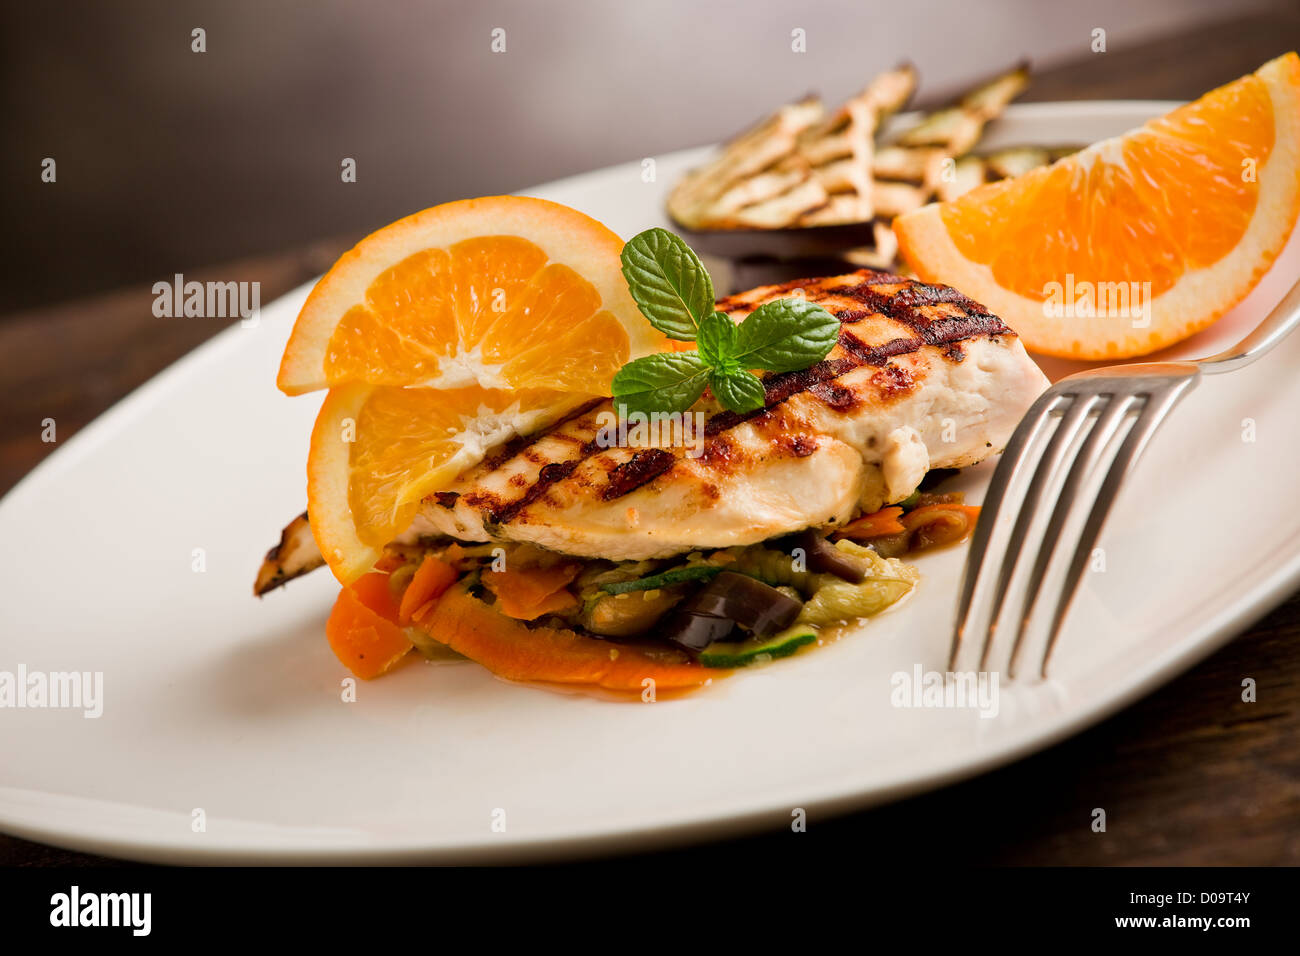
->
<box><xmin>599</xmin><ymin>564</ymin><xmax>723</xmax><ymax>595</ymax></box>
<box><xmin>698</xmin><ymin>625</ymin><xmax>818</xmax><ymax>668</ymax></box>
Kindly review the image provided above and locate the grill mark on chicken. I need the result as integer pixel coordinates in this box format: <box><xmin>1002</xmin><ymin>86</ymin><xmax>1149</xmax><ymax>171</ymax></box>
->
<box><xmin>809</xmin><ymin>380</ymin><xmax>859</xmax><ymax>410</ymax></box>
<box><xmin>478</xmin><ymin>457</ymin><xmax>584</xmax><ymax>525</ymax></box>
<box><xmin>872</xmin><ymin>363</ymin><xmax>916</xmax><ymax>398</ymax></box>
<box><xmin>823</xmin><ymin>276</ymin><xmax>1010</xmax><ymax>347</ymax></box>
<box><xmin>704</xmin><ymin>356</ymin><xmax>859</xmax><ymax>436</ymax></box>
<box><xmin>253</xmin><ymin>510</ymin><xmax>325</xmax><ymax>596</ymax></box>
<box><xmin>479</xmin><ymin>398</ymin><xmax>603</xmax><ymax>471</ymax></box>
<box><xmin>601</xmin><ymin>449</ymin><xmax>676</xmax><ymax>500</ymax></box>
<box><xmin>774</xmin><ymin>433</ymin><xmax>819</xmax><ymax>457</ymax></box>
<box><xmin>819</xmin><ymin>285</ymin><xmax>898</xmax><ymax>317</ymax></box>
<box><xmin>700</xmin><ymin>435</ymin><xmax>736</xmax><ymax>465</ymax></box>
<box><xmin>835</xmin><ymin>331</ymin><xmax>934</xmax><ymax>368</ymax></box>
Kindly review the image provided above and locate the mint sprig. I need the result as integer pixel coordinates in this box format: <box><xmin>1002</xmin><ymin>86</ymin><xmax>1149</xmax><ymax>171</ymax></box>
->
<box><xmin>613</xmin><ymin>228</ymin><xmax>839</xmax><ymax>417</ymax></box>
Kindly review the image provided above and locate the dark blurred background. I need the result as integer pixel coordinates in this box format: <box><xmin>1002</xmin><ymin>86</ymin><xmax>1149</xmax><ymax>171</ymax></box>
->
<box><xmin>5</xmin><ymin>0</ymin><xmax>1298</xmax><ymax>316</ymax></box>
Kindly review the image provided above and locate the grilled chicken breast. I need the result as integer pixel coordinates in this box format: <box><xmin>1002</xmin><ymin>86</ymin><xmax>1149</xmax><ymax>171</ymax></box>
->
<box><xmin>399</xmin><ymin>270</ymin><xmax>1047</xmax><ymax>560</ymax></box>
<box><xmin>255</xmin><ymin>269</ymin><xmax>1047</xmax><ymax>592</ymax></box>
<box><xmin>254</xmin><ymin>511</ymin><xmax>325</xmax><ymax>595</ymax></box>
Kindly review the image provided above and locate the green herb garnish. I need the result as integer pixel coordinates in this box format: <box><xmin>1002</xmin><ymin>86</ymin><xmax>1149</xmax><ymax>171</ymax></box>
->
<box><xmin>612</xmin><ymin>228</ymin><xmax>839</xmax><ymax>417</ymax></box>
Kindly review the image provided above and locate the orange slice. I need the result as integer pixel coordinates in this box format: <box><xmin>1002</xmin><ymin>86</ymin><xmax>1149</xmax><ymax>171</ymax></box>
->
<box><xmin>308</xmin><ymin>382</ymin><xmax>570</xmax><ymax>584</ymax></box>
<box><xmin>278</xmin><ymin>196</ymin><xmax>665</xmax><ymax>394</ymax></box>
<box><xmin>893</xmin><ymin>53</ymin><xmax>1300</xmax><ymax>359</ymax></box>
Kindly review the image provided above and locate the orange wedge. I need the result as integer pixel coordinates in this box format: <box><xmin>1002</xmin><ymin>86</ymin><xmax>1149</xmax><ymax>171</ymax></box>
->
<box><xmin>894</xmin><ymin>53</ymin><xmax>1300</xmax><ymax>359</ymax></box>
<box><xmin>278</xmin><ymin>196</ymin><xmax>665</xmax><ymax>394</ymax></box>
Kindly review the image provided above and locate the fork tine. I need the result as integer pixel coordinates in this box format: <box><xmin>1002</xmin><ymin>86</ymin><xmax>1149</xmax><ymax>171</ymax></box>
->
<box><xmin>1038</xmin><ymin>380</ymin><xmax>1197</xmax><ymax>676</ymax></box>
<box><xmin>948</xmin><ymin>390</ymin><xmax>1068</xmax><ymax>670</ymax></box>
<box><xmin>1005</xmin><ymin>394</ymin><xmax>1137</xmax><ymax>676</ymax></box>
<box><xmin>978</xmin><ymin>394</ymin><xmax>1101</xmax><ymax>672</ymax></box>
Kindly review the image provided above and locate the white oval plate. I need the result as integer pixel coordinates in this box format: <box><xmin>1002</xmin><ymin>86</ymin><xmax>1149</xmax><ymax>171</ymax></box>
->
<box><xmin>2</xmin><ymin>102</ymin><xmax>1299</xmax><ymax>863</ymax></box>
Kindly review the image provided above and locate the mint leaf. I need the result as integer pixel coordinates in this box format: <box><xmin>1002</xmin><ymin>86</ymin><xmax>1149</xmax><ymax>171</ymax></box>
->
<box><xmin>620</xmin><ymin>228</ymin><xmax>715</xmax><ymax>341</ymax></box>
<box><xmin>710</xmin><ymin>369</ymin><xmax>767</xmax><ymax>413</ymax></box>
<box><xmin>697</xmin><ymin>311</ymin><xmax>738</xmax><ymax>370</ymax></box>
<box><xmin>732</xmin><ymin>299</ymin><xmax>840</xmax><ymax>372</ymax></box>
<box><xmin>611</xmin><ymin>351</ymin><xmax>711</xmax><ymax>417</ymax></box>
<box><xmin>613</xmin><ymin>230</ymin><xmax>839</xmax><ymax>417</ymax></box>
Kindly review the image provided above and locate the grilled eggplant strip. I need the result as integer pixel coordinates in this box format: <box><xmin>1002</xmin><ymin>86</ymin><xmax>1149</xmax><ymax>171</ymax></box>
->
<box><xmin>893</xmin><ymin>107</ymin><xmax>988</xmax><ymax>156</ymax></box>
<box><xmin>669</xmin><ymin>65</ymin><xmax>917</xmax><ymax>231</ymax></box>
<box><xmin>961</xmin><ymin>62</ymin><xmax>1032</xmax><ymax>117</ymax></box>
<box><xmin>710</xmin><ymin>165</ymin><xmax>814</xmax><ymax>220</ymax></box>
<box><xmin>870</xmin><ymin>181</ymin><xmax>930</xmax><ymax>218</ymax></box>
<box><xmin>667</xmin><ymin>97</ymin><xmax>824</xmax><ymax>229</ymax></box>
<box><xmin>841</xmin><ymin>222</ymin><xmax>900</xmax><ymax>270</ymax></box>
<box><xmin>797</xmin><ymin>193</ymin><xmax>870</xmax><ymax>228</ymax></box>
<box><xmin>936</xmin><ymin>154</ymin><xmax>988</xmax><ymax>202</ymax></box>
<box><xmin>893</xmin><ymin>62</ymin><xmax>1030</xmax><ymax>152</ymax></box>
<box><xmin>667</xmin><ymin>62</ymin><xmax>1032</xmax><ymax>236</ymax></box>
<box><xmin>254</xmin><ymin>511</ymin><xmax>325</xmax><ymax>596</ymax></box>
<box><xmin>863</xmin><ymin>62</ymin><xmax>918</xmax><ymax>120</ymax></box>
<box><xmin>728</xmin><ymin>179</ymin><xmax>829</xmax><ymax>229</ymax></box>
<box><xmin>871</xmin><ymin>145</ymin><xmax>947</xmax><ymax>185</ymax></box>
<box><xmin>984</xmin><ymin>145</ymin><xmax>1052</xmax><ymax>180</ymax></box>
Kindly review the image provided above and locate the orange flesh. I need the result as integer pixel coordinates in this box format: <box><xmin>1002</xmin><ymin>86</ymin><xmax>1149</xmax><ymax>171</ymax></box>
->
<box><xmin>323</xmin><ymin>235</ymin><xmax>631</xmax><ymax>391</ymax></box>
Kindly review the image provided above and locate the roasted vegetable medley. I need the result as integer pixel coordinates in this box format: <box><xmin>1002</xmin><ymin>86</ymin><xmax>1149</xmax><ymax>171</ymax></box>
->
<box><xmin>383</xmin><ymin>491</ymin><xmax>978</xmax><ymax>670</ymax></box>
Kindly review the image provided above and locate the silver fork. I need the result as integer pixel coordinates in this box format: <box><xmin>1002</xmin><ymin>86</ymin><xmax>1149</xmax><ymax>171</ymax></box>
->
<box><xmin>949</xmin><ymin>276</ymin><xmax>1300</xmax><ymax>679</ymax></box>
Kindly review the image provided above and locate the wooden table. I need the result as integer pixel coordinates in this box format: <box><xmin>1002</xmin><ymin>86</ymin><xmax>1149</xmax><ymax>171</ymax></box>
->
<box><xmin>3</xmin><ymin>11</ymin><xmax>1299</xmax><ymax>866</ymax></box>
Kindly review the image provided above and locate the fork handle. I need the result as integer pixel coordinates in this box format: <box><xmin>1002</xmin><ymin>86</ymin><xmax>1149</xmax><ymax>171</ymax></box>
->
<box><xmin>1198</xmin><ymin>276</ymin><xmax>1300</xmax><ymax>374</ymax></box>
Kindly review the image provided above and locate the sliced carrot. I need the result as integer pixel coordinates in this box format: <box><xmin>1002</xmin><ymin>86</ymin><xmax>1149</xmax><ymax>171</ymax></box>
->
<box><xmin>522</xmin><ymin>587</ymin><xmax>580</xmax><ymax>618</ymax></box>
<box><xmin>349</xmin><ymin>571</ymin><xmax>403</xmax><ymax>622</ymax></box>
<box><xmin>835</xmin><ymin>506</ymin><xmax>905</xmax><ymax>540</ymax></box>
<box><xmin>410</xmin><ymin>598</ymin><xmax>440</xmax><ymax>625</ymax></box>
<box><xmin>397</xmin><ymin>555</ymin><xmax>458</xmax><ymax>624</ymax></box>
<box><xmin>417</xmin><ymin>581</ymin><xmax>718</xmax><ymax>692</ymax></box>
<box><xmin>481</xmin><ymin>563</ymin><xmax>581</xmax><ymax>620</ymax></box>
<box><xmin>373</xmin><ymin>553</ymin><xmax>405</xmax><ymax>573</ymax></box>
<box><xmin>901</xmin><ymin>504</ymin><xmax>981</xmax><ymax>552</ymax></box>
<box><xmin>325</xmin><ymin>585</ymin><xmax>413</xmax><ymax>680</ymax></box>
<box><xmin>441</xmin><ymin>543</ymin><xmax>476</xmax><ymax>568</ymax></box>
